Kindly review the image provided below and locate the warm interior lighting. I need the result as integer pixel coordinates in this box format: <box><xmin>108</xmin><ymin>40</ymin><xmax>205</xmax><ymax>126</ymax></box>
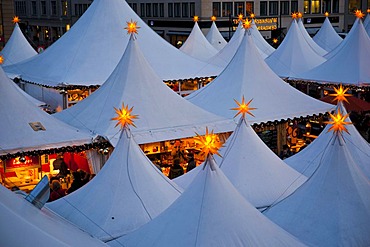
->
<box><xmin>329</xmin><ymin>84</ymin><xmax>351</xmax><ymax>103</ymax></box>
<box><xmin>66</xmin><ymin>24</ymin><xmax>70</xmax><ymax>31</ymax></box>
<box><xmin>193</xmin><ymin>16</ymin><xmax>199</xmax><ymax>22</ymax></box>
<box><xmin>325</xmin><ymin>12</ymin><xmax>329</xmax><ymax>17</ymax></box>
<box><xmin>125</xmin><ymin>20</ymin><xmax>140</xmax><ymax>34</ymax></box>
<box><xmin>273</xmin><ymin>38</ymin><xmax>278</xmax><ymax>44</ymax></box>
<box><xmin>355</xmin><ymin>10</ymin><xmax>364</xmax><ymax>18</ymax></box>
<box><xmin>111</xmin><ymin>103</ymin><xmax>139</xmax><ymax>129</ymax></box>
<box><xmin>211</xmin><ymin>16</ymin><xmax>216</xmax><ymax>21</ymax></box>
<box><xmin>12</xmin><ymin>16</ymin><xmax>20</xmax><ymax>23</ymax></box>
<box><xmin>242</xmin><ymin>19</ymin><xmax>252</xmax><ymax>29</ymax></box>
<box><xmin>194</xmin><ymin>127</ymin><xmax>222</xmax><ymax>157</ymax></box>
<box><xmin>326</xmin><ymin>108</ymin><xmax>351</xmax><ymax>134</ymax></box>
<box><xmin>231</xmin><ymin>96</ymin><xmax>256</xmax><ymax>119</ymax></box>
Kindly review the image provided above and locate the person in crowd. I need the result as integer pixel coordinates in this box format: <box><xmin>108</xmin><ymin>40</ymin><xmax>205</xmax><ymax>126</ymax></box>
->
<box><xmin>53</xmin><ymin>154</ymin><xmax>69</xmax><ymax>177</ymax></box>
<box><xmin>186</xmin><ymin>153</ymin><xmax>196</xmax><ymax>173</ymax></box>
<box><xmin>168</xmin><ymin>158</ymin><xmax>184</xmax><ymax>179</ymax></box>
<box><xmin>49</xmin><ymin>180</ymin><xmax>66</xmax><ymax>202</ymax></box>
<box><xmin>66</xmin><ymin>171</ymin><xmax>83</xmax><ymax>194</ymax></box>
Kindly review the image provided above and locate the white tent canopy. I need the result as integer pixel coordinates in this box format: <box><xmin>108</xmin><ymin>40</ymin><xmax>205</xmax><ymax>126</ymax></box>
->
<box><xmin>0</xmin><ymin>23</ymin><xmax>37</xmax><ymax>66</ymax></box>
<box><xmin>264</xmin><ymin>110</ymin><xmax>370</xmax><ymax>246</ymax></box>
<box><xmin>205</xmin><ymin>21</ymin><xmax>227</xmax><ymax>51</ymax></box>
<box><xmin>186</xmin><ymin>30</ymin><xmax>333</xmax><ymax>123</ymax></box>
<box><xmin>0</xmin><ymin>66</ymin><xmax>93</xmax><ymax>156</ymax></box>
<box><xmin>180</xmin><ymin>21</ymin><xmax>219</xmax><ymax>62</ymax></box>
<box><xmin>296</xmin><ymin>18</ymin><xmax>370</xmax><ymax>86</ymax></box>
<box><xmin>364</xmin><ymin>13</ymin><xmax>370</xmax><ymax>36</ymax></box>
<box><xmin>297</xmin><ymin>18</ymin><xmax>328</xmax><ymax>56</ymax></box>
<box><xmin>47</xmin><ymin>127</ymin><xmax>182</xmax><ymax>241</ymax></box>
<box><xmin>0</xmin><ymin>184</ymin><xmax>107</xmax><ymax>247</ymax></box>
<box><xmin>250</xmin><ymin>19</ymin><xmax>275</xmax><ymax>57</ymax></box>
<box><xmin>108</xmin><ymin>156</ymin><xmax>306</xmax><ymax>247</ymax></box>
<box><xmin>175</xmin><ymin>117</ymin><xmax>307</xmax><ymax>208</ymax></box>
<box><xmin>54</xmin><ymin>34</ymin><xmax>235</xmax><ymax>146</ymax></box>
<box><xmin>265</xmin><ymin>19</ymin><xmax>326</xmax><ymax>78</ymax></box>
<box><xmin>312</xmin><ymin>16</ymin><xmax>343</xmax><ymax>52</ymax></box>
<box><xmin>3</xmin><ymin>0</ymin><xmax>222</xmax><ymax>87</ymax></box>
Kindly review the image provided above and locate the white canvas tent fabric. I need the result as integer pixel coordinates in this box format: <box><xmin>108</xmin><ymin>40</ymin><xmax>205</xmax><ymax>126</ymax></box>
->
<box><xmin>108</xmin><ymin>155</ymin><xmax>306</xmax><ymax>247</ymax></box>
<box><xmin>364</xmin><ymin>13</ymin><xmax>370</xmax><ymax>36</ymax></box>
<box><xmin>175</xmin><ymin>117</ymin><xmax>307</xmax><ymax>208</ymax></box>
<box><xmin>0</xmin><ymin>184</ymin><xmax>107</xmax><ymax>247</ymax></box>
<box><xmin>54</xmin><ymin>34</ymin><xmax>235</xmax><ymax>146</ymax></box>
<box><xmin>296</xmin><ymin>18</ymin><xmax>370</xmax><ymax>86</ymax></box>
<box><xmin>312</xmin><ymin>17</ymin><xmax>343</xmax><ymax>52</ymax></box>
<box><xmin>3</xmin><ymin>0</ymin><xmax>222</xmax><ymax>87</ymax></box>
<box><xmin>205</xmin><ymin>21</ymin><xmax>227</xmax><ymax>50</ymax></box>
<box><xmin>285</xmin><ymin>102</ymin><xmax>370</xmax><ymax>180</ymax></box>
<box><xmin>264</xmin><ymin>113</ymin><xmax>370</xmax><ymax>246</ymax></box>
<box><xmin>47</xmin><ymin>127</ymin><xmax>182</xmax><ymax>241</ymax></box>
<box><xmin>186</xmin><ymin>30</ymin><xmax>333</xmax><ymax>122</ymax></box>
<box><xmin>250</xmin><ymin>19</ymin><xmax>275</xmax><ymax>57</ymax></box>
<box><xmin>265</xmin><ymin>19</ymin><xmax>326</xmax><ymax>78</ymax></box>
<box><xmin>297</xmin><ymin>18</ymin><xmax>328</xmax><ymax>56</ymax></box>
<box><xmin>0</xmin><ymin>66</ymin><xmax>93</xmax><ymax>156</ymax></box>
<box><xmin>180</xmin><ymin>21</ymin><xmax>219</xmax><ymax>62</ymax></box>
<box><xmin>0</xmin><ymin>23</ymin><xmax>37</xmax><ymax>66</ymax></box>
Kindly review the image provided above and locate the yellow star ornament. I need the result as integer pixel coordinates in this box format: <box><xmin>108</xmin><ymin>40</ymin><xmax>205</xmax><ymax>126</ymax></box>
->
<box><xmin>111</xmin><ymin>103</ymin><xmax>138</xmax><ymax>129</ymax></box>
<box><xmin>12</xmin><ymin>16</ymin><xmax>20</xmax><ymax>23</ymax></box>
<box><xmin>325</xmin><ymin>108</ymin><xmax>351</xmax><ymax>135</ymax></box>
<box><xmin>124</xmin><ymin>20</ymin><xmax>140</xmax><ymax>35</ymax></box>
<box><xmin>0</xmin><ymin>55</ymin><xmax>4</xmax><ymax>64</ymax></box>
<box><xmin>243</xmin><ymin>19</ymin><xmax>252</xmax><ymax>29</ymax></box>
<box><xmin>355</xmin><ymin>10</ymin><xmax>364</xmax><ymax>19</ymax></box>
<box><xmin>194</xmin><ymin>127</ymin><xmax>223</xmax><ymax>157</ymax></box>
<box><xmin>329</xmin><ymin>84</ymin><xmax>351</xmax><ymax>103</ymax></box>
<box><xmin>231</xmin><ymin>96</ymin><xmax>257</xmax><ymax>119</ymax></box>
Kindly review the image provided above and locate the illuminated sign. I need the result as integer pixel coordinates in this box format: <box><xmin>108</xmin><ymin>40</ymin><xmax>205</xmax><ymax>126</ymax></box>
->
<box><xmin>233</xmin><ymin>17</ymin><xmax>278</xmax><ymax>31</ymax></box>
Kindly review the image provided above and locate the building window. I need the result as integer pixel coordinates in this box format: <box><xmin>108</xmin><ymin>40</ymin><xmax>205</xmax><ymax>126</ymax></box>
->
<box><xmin>311</xmin><ymin>0</ymin><xmax>321</xmax><ymax>13</ymax></box>
<box><xmin>190</xmin><ymin>2</ymin><xmax>195</xmax><ymax>17</ymax></box>
<box><xmin>174</xmin><ymin>3</ymin><xmax>180</xmax><ymax>17</ymax></box>
<box><xmin>280</xmin><ymin>1</ymin><xmax>289</xmax><ymax>15</ymax></box>
<box><xmin>322</xmin><ymin>0</ymin><xmax>330</xmax><ymax>12</ymax></box>
<box><xmin>269</xmin><ymin>1</ymin><xmax>278</xmax><ymax>15</ymax></box>
<box><xmin>153</xmin><ymin>3</ymin><xmax>158</xmax><ymax>17</ymax></box>
<box><xmin>74</xmin><ymin>4</ymin><xmax>88</xmax><ymax>17</ymax></box>
<box><xmin>182</xmin><ymin>3</ymin><xmax>188</xmax><ymax>17</ymax></box>
<box><xmin>51</xmin><ymin>1</ymin><xmax>57</xmax><ymax>15</ymax></box>
<box><xmin>62</xmin><ymin>0</ymin><xmax>68</xmax><ymax>16</ymax></box>
<box><xmin>31</xmin><ymin>1</ymin><xmax>37</xmax><ymax>15</ymax></box>
<box><xmin>213</xmin><ymin>2</ymin><xmax>221</xmax><ymax>17</ymax></box>
<box><xmin>332</xmin><ymin>0</ymin><xmax>339</xmax><ymax>12</ymax></box>
<box><xmin>41</xmin><ymin>1</ymin><xmax>47</xmax><ymax>15</ymax></box>
<box><xmin>222</xmin><ymin>2</ymin><xmax>232</xmax><ymax>17</ymax></box>
<box><xmin>234</xmin><ymin>2</ymin><xmax>244</xmax><ymax>16</ymax></box>
<box><xmin>348</xmin><ymin>0</ymin><xmax>360</xmax><ymax>13</ymax></box>
<box><xmin>246</xmin><ymin>2</ymin><xmax>254</xmax><ymax>15</ymax></box>
<box><xmin>131</xmin><ymin>3</ymin><xmax>137</xmax><ymax>13</ymax></box>
<box><xmin>15</xmin><ymin>1</ymin><xmax>27</xmax><ymax>16</ymax></box>
<box><xmin>291</xmin><ymin>1</ymin><xmax>298</xmax><ymax>12</ymax></box>
<box><xmin>140</xmin><ymin>3</ymin><xmax>145</xmax><ymax>17</ymax></box>
<box><xmin>260</xmin><ymin>1</ymin><xmax>268</xmax><ymax>16</ymax></box>
<box><xmin>159</xmin><ymin>3</ymin><xmax>164</xmax><ymax>17</ymax></box>
<box><xmin>146</xmin><ymin>3</ymin><xmax>151</xmax><ymax>17</ymax></box>
<box><xmin>168</xmin><ymin>3</ymin><xmax>173</xmax><ymax>17</ymax></box>
<box><xmin>304</xmin><ymin>0</ymin><xmax>310</xmax><ymax>13</ymax></box>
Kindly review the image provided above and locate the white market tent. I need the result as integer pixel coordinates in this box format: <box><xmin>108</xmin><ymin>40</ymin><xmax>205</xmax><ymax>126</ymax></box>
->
<box><xmin>0</xmin><ymin>23</ymin><xmax>37</xmax><ymax>66</ymax></box>
<box><xmin>264</xmin><ymin>108</ymin><xmax>370</xmax><ymax>246</ymax></box>
<box><xmin>296</xmin><ymin>17</ymin><xmax>370</xmax><ymax>86</ymax></box>
<box><xmin>250</xmin><ymin>19</ymin><xmax>275</xmax><ymax>58</ymax></box>
<box><xmin>297</xmin><ymin>18</ymin><xmax>328</xmax><ymax>56</ymax></box>
<box><xmin>54</xmin><ymin>34</ymin><xmax>235</xmax><ymax>146</ymax></box>
<box><xmin>47</xmin><ymin>126</ymin><xmax>182</xmax><ymax>241</ymax></box>
<box><xmin>186</xmin><ymin>29</ymin><xmax>333</xmax><ymax>122</ymax></box>
<box><xmin>285</xmin><ymin>102</ymin><xmax>370</xmax><ymax>180</ymax></box>
<box><xmin>107</xmin><ymin>155</ymin><xmax>306</xmax><ymax>247</ymax></box>
<box><xmin>265</xmin><ymin>19</ymin><xmax>326</xmax><ymax>78</ymax></box>
<box><xmin>313</xmin><ymin>16</ymin><xmax>343</xmax><ymax>52</ymax></box>
<box><xmin>3</xmin><ymin>0</ymin><xmax>222</xmax><ymax>87</ymax></box>
<box><xmin>0</xmin><ymin>66</ymin><xmax>93</xmax><ymax>157</ymax></box>
<box><xmin>364</xmin><ymin>12</ymin><xmax>370</xmax><ymax>36</ymax></box>
<box><xmin>0</xmin><ymin>184</ymin><xmax>107</xmax><ymax>247</ymax></box>
<box><xmin>175</xmin><ymin>116</ymin><xmax>307</xmax><ymax>209</ymax></box>
<box><xmin>205</xmin><ymin>20</ymin><xmax>227</xmax><ymax>51</ymax></box>
<box><xmin>180</xmin><ymin>20</ymin><xmax>219</xmax><ymax>62</ymax></box>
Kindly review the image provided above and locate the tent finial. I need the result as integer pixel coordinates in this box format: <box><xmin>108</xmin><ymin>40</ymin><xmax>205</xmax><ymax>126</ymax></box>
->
<box><xmin>238</xmin><ymin>14</ymin><xmax>244</xmax><ymax>21</ymax></box>
<box><xmin>242</xmin><ymin>19</ymin><xmax>252</xmax><ymax>29</ymax></box>
<box><xmin>250</xmin><ymin>13</ymin><xmax>255</xmax><ymax>19</ymax></box>
<box><xmin>111</xmin><ymin>102</ymin><xmax>139</xmax><ymax>129</ymax></box>
<box><xmin>125</xmin><ymin>19</ymin><xmax>140</xmax><ymax>38</ymax></box>
<box><xmin>291</xmin><ymin>12</ymin><xmax>298</xmax><ymax>19</ymax></box>
<box><xmin>354</xmin><ymin>9</ymin><xmax>364</xmax><ymax>18</ymax></box>
<box><xmin>193</xmin><ymin>15</ymin><xmax>199</xmax><ymax>22</ymax></box>
<box><xmin>329</xmin><ymin>84</ymin><xmax>351</xmax><ymax>104</ymax></box>
<box><xmin>211</xmin><ymin>15</ymin><xmax>216</xmax><ymax>21</ymax></box>
<box><xmin>325</xmin><ymin>108</ymin><xmax>351</xmax><ymax>135</ymax></box>
<box><xmin>231</xmin><ymin>96</ymin><xmax>256</xmax><ymax>119</ymax></box>
<box><xmin>194</xmin><ymin>127</ymin><xmax>223</xmax><ymax>157</ymax></box>
<box><xmin>12</xmin><ymin>16</ymin><xmax>20</xmax><ymax>24</ymax></box>
<box><xmin>298</xmin><ymin>12</ymin><xmax>303</xmax><ymax>18</ymax></box>
<box><xmin>325</xmin><ymin>12</ymin><xmax>329</xmax><ymax>17</ymax></box>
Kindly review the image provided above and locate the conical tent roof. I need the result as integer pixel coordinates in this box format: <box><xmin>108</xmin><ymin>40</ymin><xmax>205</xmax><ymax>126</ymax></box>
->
<box><xmin>54</xmin><ymin>35</ymin><xmax>234</xmax><ymax>146</ymax></box>
<box><xmin>186</xmin><ymin>30</ymin><xmax>333</xmax><ymax>122</ymax></box>
<box><xmin>0</xmin><ymin>23</ymin><xmax>37</xmax><ymax>66</ymax></box>
<box><xmin>250</xmin><ymin>19</ymin><xmax>275</xmax><ymax>57</ymax></box>
<box><xmin>0</xmin><ymin>66</ymin><xmax>93</xmax><ymax>156</ymax></box>
<box><xmin>313</xmin><ymin>17</ymin><xmax>343</xmax><ymax>52</ymax></box>
<box><xmin>364</xmin><ymin>13</ymin><xmax>370</xmax><ymax>35</ymax></box>
<box><xmin>108</xmin><ymin>156</ymin><xmax>306</xmax><ymax>247</ymax></box>
<box><xmin>175</xmin><ymin>117</ymin><xmax>307</xmax><ymax>208</ymax></box>
<box><xmin>3</xmin><ymin>0</ymin><xmax>222</xmax><ymax>87</ymax></box>
<box><xmin>285</xmin><ymin>103</ymin><xmax>370</xmax><ymax>180</ymax></box>
<box><xmin>180</xmin><ymin>21</ymin><xmax>219</xmax><ymax>62</ymax></box>
<box><xmin>264</xmin><ymin>116</ymin><xmax>370</xmax><ymax>246</ymax></box>
<box><xmin>47</xmin><ymin>127</ymin><xmax>182</xmax><ymax>241</ymax></box>
<box><xmin>265</xmin><ymin>19</ymin><xmax>326</xmax><ymax>78</ymax></box>
<box><xmin>0</xmin><ymin>184</ymin><xmax>107</xmax><ymax>247</ymax></box>
<box><xmin>205</xmin><ymin>21</ymin><xmax>227</xmax><ymax>51</ymax></box>
<box><xmin>297</xmin><ymin>18</ymin><xmax>328</xmax><ymax>56</ymax></box>
<box><xmin>297</xmin><ymin>18</ymin><xmax>370</xmax><ymax>85</ymax></box>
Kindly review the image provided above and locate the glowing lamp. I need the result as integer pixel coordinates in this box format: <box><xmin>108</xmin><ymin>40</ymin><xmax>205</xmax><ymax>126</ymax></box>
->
<box><xmin>355</xmin><ymin>10</ymin><xmax>364</xmax><ymax>18</ymax></box>
<box><xmin>242</xmin><ymin>19</ymin><xmax>252</xmax><ymax>29</ymax></box>
<box><xmin>291</xmin><ymin>12</ymin><xmax>298</xmax><ymax>19</ymax></box>
<box><xmin>367</xmin><ymin>9</ymin><xmax>370</xmax><ymax>13</ymax></box>
<box><xmin>111</xmin><ymin>102</ymin><xmax>139</xmax><ymax>129</ymax></box>
<box><xmin>298</xmin><ymin>12</ymin><xmax>303</xmax><ymax>18</ymax></box>
<box><xmin>231</xmin><ymin>96</ymin><xmax>256</xmax><ymax>119</ymax></box>
<box><xmin>325</xmin><ymin>108</ymin><xmax>351</xmax><ymax>135</ymax></box>
<box><xmin>273</xmin><ymin>38</ymin><xmax>278</xmax><ymax>44</ymax></box>
<box><xmin>193</xmin><ymin>16</ymin><xmax>199</xmax><ymax>22</ymax></box>
<box><xmin>12</xmin><ymin>16</ymin><xmax>20</xmax><ymax>23</ymax></box>
<box><xmin>329</xmin><ymin>84</ymin><xmax>351</xmax><ymax>103</ymax></box>
<box><xmin>325</xmin><ymin>12</ymin><xmax>329</xmax><ymax>17</ymax></box>
<box><xmin>125</xmin><ymin>20</ymin><xmax>140</xmax><ymax>34</ymax></box>
<box><xmin>211</xmin><ymin>16</ymin><xmax>216</xmax><ymax>21</ymax></box>
<box><xmin>194</xmin><ymin>127</ymin><xmax>223</xmax><ymax>157</ymax></box>
<box><xmin>250</xmin><ymin>13</ymin><xmax>255</xmax><ymax>18</ymax></box>
<box><xmin>238</xmin><ymin>14</ymin><xmax>244</xmax><ymax>21</ymax></box>
<box><xmin>0</xmin><ymin>55</ymin><xmax>4</xmax><ymax>64</ymax></box>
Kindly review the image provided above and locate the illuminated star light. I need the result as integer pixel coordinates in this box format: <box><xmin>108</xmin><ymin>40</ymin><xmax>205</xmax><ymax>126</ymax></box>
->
<box><xmin>193</xmin><ymin>16</ymin><xmax>199</xmax><ymax>22</ymax></box>
<box><xmin>231</xmin><ymin>96</ymin><xmax>257</xmax><ymax>119</ymax></box>
<box><xmin>194</xmin><ymin>127</ymin><xmax>223</xmax><ymax>157</ymax></box>
<box><xmin>298</xmin><ymin>12</ymin><xmax>303</xmax><ymax>18</ymax></box>
<box><xmin>291</xmin><ymin>12</ymin><xmax>298</xmax><ymax>19</ymax></box>
<box><xmin>325</xmin><ymin>108</ymin><xmax>351</xmax><ymax>135</ymax></box>
<box><xmin>124</xmin><ymin>20</ymin><xmax>140</xmax><ymax>35</ymax></box>
<box><xmin>12</xmin><ymin>16</ymin><xmax>20</xmax><ymax>23</ymax></box>
<box><xmin>354</xmin><ymin>10</ymin><xmax>364</xmax><ymax>18</ymax></box>
<box><xmin>111</xmin><ymin>103</ymin><xmax>139</xmax><ymax>129</ymax></box>
<box><xmin>211</xmin><ymin>16</ymin><xmax>217</xmax><ymax>21</ymax></box>
<box><xmin>243</xmin><ymin>19</ymin><xmax>252</xmax><ymax>29</ymax></box>
<box><xmin>238</xmin><ymin>14</ymin><xmax>244</xmax><ymax>21</ymax></box>
<box><xmin>329</xmin><ymin>84</ymin><xmax>351</xmax><ymax>103</ymax></box>
<box><xmin>250</xmin><ymin>13</ymin><xmax>255</xmax><ymax>18</ymax></box>
<box><xmin>0</xmin><ymin>55</ymin><xmax>4</xmax><ymax>64</ymax></box>
<box><xmin>325</xmin><ymin>12</ymin><xmax>330</xmax><ymax>17</ymax></box>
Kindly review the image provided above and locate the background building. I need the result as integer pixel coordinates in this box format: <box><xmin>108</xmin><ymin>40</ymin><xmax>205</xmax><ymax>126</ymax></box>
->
<box><xmin>0</xmin><ymin>0</ymin><xmax>16</xmax><ymax>49</ymax></box>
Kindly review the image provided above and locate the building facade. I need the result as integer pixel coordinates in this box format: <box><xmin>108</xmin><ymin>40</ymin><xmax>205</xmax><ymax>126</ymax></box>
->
<box><xmin>0</xmin><ymin>0</ymin><xmax>16</xmax><ymax>49</ymax></box>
